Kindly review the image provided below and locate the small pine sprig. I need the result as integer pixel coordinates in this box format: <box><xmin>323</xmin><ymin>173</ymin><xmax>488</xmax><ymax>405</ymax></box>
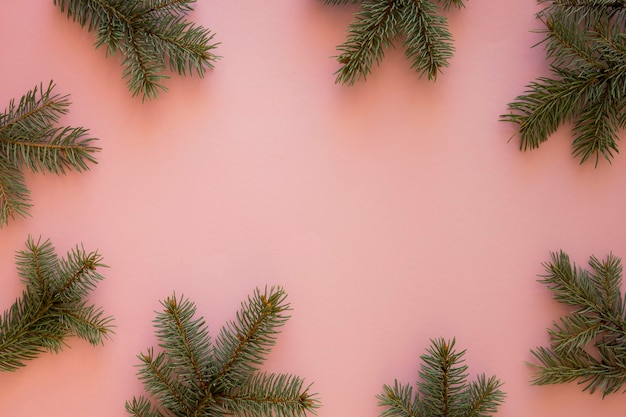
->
<box><xmin>0</xmin><ymin>236</ymin><xmax>113</xmax><ymax>372</ymax></box>
<box><xmin>530</xmin><ymin>251</ymin><xmax>626</xmax><ymax>396</ymax></box>
<box><xmin>54</xmin><ymin>0</ymin><xmax>219</xmax><ymax>101</ymax></box>
<box><xmin>125</xmin><ymin>286</ymin><xmax>320</xmax><ymax>417</ymax></box>
<box><xmin>501</xmin><ymin>0</ymin><xmax>626</xmax><ymax>166</ymax></box>
<box><xmin>378</xmin><ymin>338</ymin><xmax>505</xmax><ymax>417</ymax></box>
<box><xmin>325</xmin><ymin>0</ymin><xmax>466</xmax><ymax>85</ymax></box>
<box><xmin>0</xmin><ymin>81</ymin><xmax>99</xmax><ymax>228</ymax></box>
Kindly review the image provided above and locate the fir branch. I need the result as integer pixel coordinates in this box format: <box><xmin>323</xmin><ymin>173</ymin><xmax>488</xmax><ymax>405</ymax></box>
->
<box><xmin>377</xmin><ymin>338</ymin><xmax>505</xmax><ymax>417</ymax></box>
<box><xmin>501</xmin><ymin>0</ymin><xmax>626</xmax><ymax>165</ymax></box>
<box><xmin>0</xmin><ymin>236</ymin><xmax>113</xmax><ymax>372</ymax></box>
<box><xmin>219</xmin><ymin>372</ymin><xmax>318</xmax><ymax>417</ymax></box>
<box><xmin>126</xmin><ymin>287</ymin><xmax>319</xmax><ymax>417</ymax></box>
<box><xmin>530</xmin><ymin>251</ymin><xmax>626</xmax><ymax>396</ymax></box>
<box><xmin>0</xmin><ymin>160</ymin><xmax>30</xmax><ymax>226</ymax></box>
<box><xmin>212</xmin><ymin>287</ymin><xmax>291</xmax><ymax>391</ymax></box>
<box><xmin>54</xmin><ymin>0</ymin><xmax>219</xmax><ymax>100</ymax></box>
<box><xmin>0</xmin><ymin>81</ymin><xmax>99</xmax><ymax>227</ymax></box>
<box><xmin>327</xmin><ymin>0</ymin><xmax>465</xmax><ymax>85</ymax></box>
<box><xmin>400</xmin><ymin>0</ymin><xmax>456</xmax><ymax>81</ymax></box>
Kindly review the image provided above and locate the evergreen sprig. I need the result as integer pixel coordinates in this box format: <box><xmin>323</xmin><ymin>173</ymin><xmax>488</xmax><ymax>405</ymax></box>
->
<box><xmin>0</xmin><ymin>81</ymin><xmax>99</xmax><ymax>228</ymax></box>
<box><xmin>530</xmin><ymin>251</ymin><xmax>626</xmax><ymax>396</ymax></box>
<box><xmin>0</xmin><ymin>236</ymin><xmax>113</xmax><ymax>372</ymax></box>
<box><xmin>378</xmin><ymin>338</ymin><xmax>505</xmax><ymax>417</ymax></box>
<box><xmin>125</xmin><ymin>286</ymin><xmax>320</xmax><ymax>417</ymax></box>
<box><xmin>54</xmin><ymin>0</ymin><xmax>219</xmax><ymax>100</ymax></box>
<box><xmin>501</xmin><ymin>0</ymin><xmax>626</xmax><ymax>165</ymax></box>
<box><xmin>325</xmin><ymin>0</ymin><xmax>466</xmax><ymax>85</ymax></box>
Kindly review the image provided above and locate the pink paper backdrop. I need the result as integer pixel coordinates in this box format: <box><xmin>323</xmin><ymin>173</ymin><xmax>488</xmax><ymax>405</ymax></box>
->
<box><xmin>1</xmin><ymin>1</ymin><xmax>625</xmax><ymax>416</ymax></box>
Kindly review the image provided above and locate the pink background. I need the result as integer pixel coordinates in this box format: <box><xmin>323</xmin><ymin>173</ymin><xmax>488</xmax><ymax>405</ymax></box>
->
<box><xmin>1</xmin><ymin>1</ymin><xmax>625</xmax><ymax>416</ymax></box>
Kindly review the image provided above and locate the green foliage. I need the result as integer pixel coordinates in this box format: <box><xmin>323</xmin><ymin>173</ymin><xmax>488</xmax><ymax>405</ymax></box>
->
<box><xmin>0</xmin><ymin>236</ymin><xmax>113</xmax><ymax>372</ymax></box>
<box><xmin>530</xmin><ymin>251</ymin><xmax>626</xmax><ymax>396</ymax></box>
<box><xmin>0</xmin><ymin>81</ymin><xmax>99</xmax><ymax>228</ymax></box>
<box><xmin>325</xmin><ymin>0</ymin><xmax>466</xmax><ymax>85</ymax></box>
<box><xmin>501</xmin><ymin>0</ymin><xmax>626</xmax><ymax>165</ymax></box>
<box><xmin>377</xmin><ymin>338</ymin><xmax>505</xmax><ymax>417</ymax></box>
<box><xmin>54</xmin><ymin>0</ymin><xmax>219</xmax><ymax>101</ymax></box>
<box><xmin>125</xmin><ymin>286</ymin><xmax>320</xmax><ymax>417</ymax></box>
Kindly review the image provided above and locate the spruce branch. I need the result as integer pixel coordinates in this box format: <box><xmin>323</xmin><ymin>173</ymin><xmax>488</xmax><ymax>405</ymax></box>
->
<box><xmin>530</xmin><ymin>251</ymin><xmax>626</xmax><ymax>396</ymax></box>
<box><xmin>126</xmin><ymin>286</ymin><xmax>320</xmax><ymax>417</ymax></box>
<box><xmin>327</xmin><ymin>0</ymin><xmax>466</xmax><ymax>85</ymax></box>
<box><xmin>378</xmin><ymin>338</ymin><xmax>505</xmax><ymax>417</ymax></box>
<box><xmin>0</xmin><ymin>236</ymin><xmax>113</xmax><ymax>372</ymax></box>
<box><xmin>54</xmin><ymin>0</ymin><xmax>219</xmax><ymax>100</ymax></box>
<box><xmin>501</xmin><ymin>0</ymin><xmax>626</xmax><ymax>165</ymax></box>
<box><xmin>0</xmin><ymin>81</ymin><xmax>99</xmax><ymax>228</ymax></box>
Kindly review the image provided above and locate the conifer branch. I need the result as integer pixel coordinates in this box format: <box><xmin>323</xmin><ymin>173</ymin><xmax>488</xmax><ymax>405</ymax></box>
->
<box><xmin>0</xmin><ymin>236</ymin><xmax>113</xmax><ymax>372</ymax></box>
<box><xmin>377</xmin><ymin>338</ymin><xmax>505</xmax><ymax>417</ymax></box>
<box><xmin>501</xmin><ymin>0</ymin><xmax>626</xmax><ymax>165</ymax></box>
<box><xmin>54</xmin><ymin>0</ymin><xmax>219</xmax><ymax>100</ymax></box>
<box><xmin>530</xmin><ymin>251</ymin><xmax>626</xmax><ymax>396</ymax></box>
<box><xmin>327</xmin><ymin>0</ymin><xmax>466</xmax><ymax>85</ymax></box>
<box><xmin>0</xmin><ymin>81</ymin><xmax>99</xmax><ymax>227</ymax></box>
<box><xmin>126</xmin><ymin>286</ymin><xmax>320</xmax><ymax>417</ymax></box>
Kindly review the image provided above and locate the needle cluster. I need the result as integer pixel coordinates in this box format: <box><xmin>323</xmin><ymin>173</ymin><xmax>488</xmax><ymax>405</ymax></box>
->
<box><xmin>0</xmin><ymin>81</ymin><xmax>99</xmax><ymax>228</ymax></box>
<box><xmin>125</xmin><ymin>286</ymin><xmax>320</xmax><ymax>417</ymax></box>
<box><xmin>0</xmin><ymin>236</ymin><xmax>113</xmax><ymax>372</ymax></box>
<box><xmin>377</xmin><ymin>338</ymin><xmax>505</xmax><ymax>417</ymax></box>
<box><xmin>54</xmin><ymin>0</ymin><xmax>219</xmax><ymax>100</ymax></box>
<box><xmin>530</xmin><ymin>251</ymin><xmax>626</xmax><ymax>396</ymax></box>
<box><xmin>501</xmin><ymin>0</ymin><xmax>626</xmax><ymax>165</ymax></box>
<box><xmin>326</xmin><ymin>0</ymin><xmax>466</xmax><ymax>85</ymax></box>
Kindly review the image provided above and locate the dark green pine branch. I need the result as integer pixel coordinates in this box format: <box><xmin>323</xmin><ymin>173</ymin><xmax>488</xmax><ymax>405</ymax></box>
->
<box><xmin>54</xmin><ymin>0</ymin><xmax>219</xmax><ymax>101</ymax></box>
<box><xmin>0</xmin><ymin>236</ymin><xmax>113</xmax><ymax>372</ymax></box>
<box><xmin>327</xmin><ymin>0</ymin><xmax>466</xmax><ymax>85</ymax></box>
<box><xmin>125</xmin><ymin>286</ymin><xmax>320</xmax><ymax>417</ymax></box>
<box><xmin>501</xmin><ymin>0</ymin><xmax>626</xmax><ymax>165</ymax></box>
<box><xmin>0</xmin><ymin>81</ymin><xmax>99</xmax><ymax>228</ymax></box>
<box><xmin>530</xmin><ymin>251</ymin><xmax>626</xmax><ymax>396</ymax></box>
<box><xmin>378</xmin><ymin>338</ymin><xmax>505</xmax><ymax>417</ymax></box>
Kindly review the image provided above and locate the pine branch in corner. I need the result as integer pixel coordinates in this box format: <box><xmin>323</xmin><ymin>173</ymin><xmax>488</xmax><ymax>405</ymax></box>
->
<box><xmin>501</xmin><ymin>0</ymin><xmax>626</xmax><ymax>165</ymax></box>
<box><xmin>530</xmin><ymin>251</ymin><xmax>626</xmax><ymax>396</ymax></box>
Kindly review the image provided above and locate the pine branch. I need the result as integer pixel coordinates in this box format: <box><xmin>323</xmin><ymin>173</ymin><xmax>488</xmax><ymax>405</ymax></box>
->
<box><xmin>0</xmin><ymin>160</ymin><xmax>30</xmax><ymax>226</ymax></box>
<box><xmin>0</xmin><ymin>81</ymin><xmax>99</xmax><ymax>227</ymax></box>
<box><xmin>377</xmin><ymin>338</ymin><xmax>505</xmax><ymax>417</ymax></box>
<box><xmin>501</xmin><ymin>0</ymin><xmax>626</xmax><ymax>165</ymax></box>
<box><xmin>212</xmin><ymin>287</ymin><xmax>291</xmax><ymax>391</ymax></box>
<box><xmin>54</xmin><ymin>0</ymin><xmax>219</xmax><ymax>100</ymax></box>
<box><xmin>0</xmin><ymin>236</ymin><xmax>113</xmax><ymax>372</ymax></box>
<box><xmin>219</xmin><ymin>372</ymin><xmax>319</xmax><ymax>417</ymax></box>
<box><xmin>530</xmin><ymin>251</ymin><xmax>626</xmax><ymax>396</ymax></box>
<box><xmin>327</xmin><ymin>0</ymin><xmax>465</xmax><ymax>85</ymax></box>
<box><xmin>400</xmin><ymin>0</ymin><xmax>456</xmax><ymax>81</ymax></box>
<box><xmin>126</xmin><ymin>287</ymin><xmax>319</xmax><ymax>417</ymax></box>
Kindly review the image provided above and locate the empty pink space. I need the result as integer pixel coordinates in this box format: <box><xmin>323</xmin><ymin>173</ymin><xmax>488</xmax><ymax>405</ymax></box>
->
<box><xmin>0</xmin><ymin>1</ymin><xmax>625</xmax><ymax>417</ymax></box>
